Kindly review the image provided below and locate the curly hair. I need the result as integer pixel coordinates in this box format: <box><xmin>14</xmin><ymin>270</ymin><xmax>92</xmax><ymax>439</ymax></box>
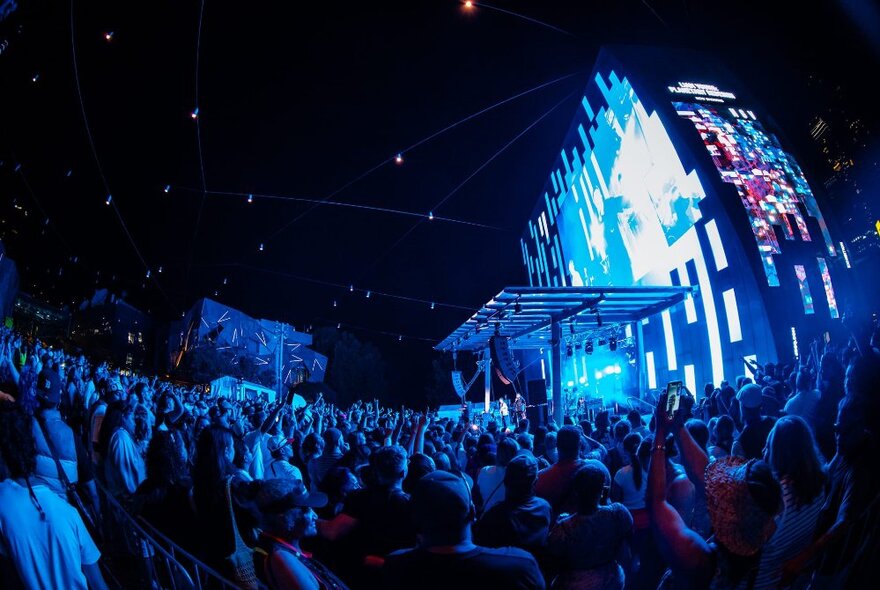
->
<box><xmin>0</xmin><ymin>401</ymin><xmax>37</xmax><ymax>479</ymax></box>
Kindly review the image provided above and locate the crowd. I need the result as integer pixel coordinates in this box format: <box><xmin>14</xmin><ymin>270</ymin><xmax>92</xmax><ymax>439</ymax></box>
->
<box><xmin>0</xmin><ymin>324</ymin><xmax>878</xmax><ymax>590</ymax></box>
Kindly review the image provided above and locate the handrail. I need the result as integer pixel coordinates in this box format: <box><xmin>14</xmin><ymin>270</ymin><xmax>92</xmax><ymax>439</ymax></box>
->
<box><xmin>95</xmin><ymin>479</ymin><xmax>264</xmax><ymax>590</ymax></box>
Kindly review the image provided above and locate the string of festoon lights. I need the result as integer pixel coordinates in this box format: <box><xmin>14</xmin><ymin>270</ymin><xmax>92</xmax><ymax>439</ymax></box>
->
<box><xmin>69</xmin><ymin>1</ymin><xmax>172</xmax><ymax>308</ymax></box>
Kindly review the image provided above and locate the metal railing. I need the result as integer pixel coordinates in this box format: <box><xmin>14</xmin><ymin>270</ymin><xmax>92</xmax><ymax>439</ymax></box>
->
<box><xmin>96</xmin><ymin>480</ymin><xmax>264</xmax><ymax>590</ymax></box>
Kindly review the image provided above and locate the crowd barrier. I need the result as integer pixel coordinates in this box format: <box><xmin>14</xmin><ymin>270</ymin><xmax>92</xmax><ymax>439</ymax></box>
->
<box><xmin>95</xmin><ymin>480</ymin><xmax>266</xmax><ymax>590</ymax></box>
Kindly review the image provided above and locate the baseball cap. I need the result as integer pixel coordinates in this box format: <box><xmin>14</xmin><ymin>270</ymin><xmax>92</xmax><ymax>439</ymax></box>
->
<box><xmin>267</xmin><ymin>435</ymin><xmax>292</xmax><ymax>454</ymax></box>
<box><xmin>255</xmin><ymin>478</ymin><xmax>328</xmax><ymax>514</ymax></box>
<box><xmin>36</xmin><ymin>369</ymin><xmax>62</xmax><ymax>405</ymax></box>
<box><xmin>504</xmin><ymin>453</ymin><xmax>539</xmax><ymax>488</ymax></box>
<box><xmin>736</xmin><ymin>383</ymin><xmax>763</xmax><ymax>409</ymax></box>
<box><xmin>411</xmin><ymin>470</ymin><xmax>473</xmax><ymax>531</ymax></box>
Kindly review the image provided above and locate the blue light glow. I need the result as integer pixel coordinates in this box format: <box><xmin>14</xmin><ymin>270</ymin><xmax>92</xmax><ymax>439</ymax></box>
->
<box><xmin>661</xmin><ymin>309</ymin><xmax>677</xmax><ymax>371</ymax></box>
<box><xmin>722</xmin><ymin>288</ymin><xmax>743</xmax><ymax>342</ymax></box>
<box><xmin>645</xmin><ymin>351</ymin><xmax>657</xmax><ymax>390</ymax></box>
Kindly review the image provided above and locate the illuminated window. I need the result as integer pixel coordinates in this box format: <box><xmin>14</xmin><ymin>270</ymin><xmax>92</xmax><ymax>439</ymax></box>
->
<box><xmin>794</xmin><ymin>265</ymin><xmax>815</xmax><ymax>314</ymax></box>
<box><xmin>684</xmin><ymin>364</ymin><xmax>696</xmax><ymax>396</ymax></box>
<box><xmin>705</xmin><ymin>220</ymin><xmax>728</xmax><ymax>271</ymax></box>
<box><xmin>722</xmin><ymin>289</ymin><xmax>743</xmax><ymax>342</ymax></box>
<box><xmin>661</xmin><ymin>310</ymin><xmax>677</xmax><ymax>371</ymax></box>
<box><xmin>645</xmin><ymin>351</ymin><xmax>657</xmax><ymax>390</ymax></box>
<box><xmin>125</xmin><ymin>353</ymin><xmax>133</xmax><ymax>366</ymax></box>
<box><xmin>817</xmin><ymin>258</ymin><xmax>839</xmax><ymax>318</ymax></box>
<box><xmin>127</xmin><ymin>332</ymin><xmax>135</xmax><ymax>344</ymax></box>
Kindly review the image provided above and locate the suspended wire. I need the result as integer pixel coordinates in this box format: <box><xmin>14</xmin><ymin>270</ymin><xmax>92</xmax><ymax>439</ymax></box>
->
<box><xmin>471</xmin><ymin>2</ymin><xmax>578</xmax><ymax>38</ymax></box>
<box><xmin>8</xmin><ymin>156</ymin><xmax>74</xmax><ymax>255</ymax></box>
<box><xmin>355</xmin><ymin>88</ymin><xmax>577</xmax><ymax>282</ymax></box>
<box><xmin>204</xmin><ymin>262</ymin><xmax>477</xmax><ymax>312</ymax></box>
<box><xmin>640</xmin><ymin>0</ymin><xmax>670</xmax><ymax>28</ymax></box>
<box><xmin>261</xmin><ymin>68</ymin><xmax>586</xmax><ymax>244</ymax></box>
<box><xmin>174</xmin><ymin>187</ymin><xmax>505</xmax><ymax>230</ymax></box>
<box><xmin>316</xmin><ymin>318</ymin><xmax>438</xmax><ymax>343</ymax></box>
<box><xmin>186</xmin><ymin>0</ymin><xmax>209</xmax><ymax>300</ymax></box>
<box><xmin>69</xmin><ymin>0</ymin><xmax>171</xmax><ymax>306</ymax></box>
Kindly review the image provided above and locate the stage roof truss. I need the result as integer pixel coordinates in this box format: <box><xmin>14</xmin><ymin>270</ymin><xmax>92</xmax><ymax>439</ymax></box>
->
<box><xmin>436</xmin><ymin>286</ymin><xmax>695</xmax><ymax>352</ymax></box>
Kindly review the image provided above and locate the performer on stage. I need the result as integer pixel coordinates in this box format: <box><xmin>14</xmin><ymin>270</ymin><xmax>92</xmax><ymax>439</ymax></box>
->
<box><xmin>499</xmin><ymin>396</ymin><xmax>510</xmax><ymax>429</ymax></box>
<box><xmin>512</xmin><ymin>393</ymin><xmax>526</xmax><ymax>425</ymax></box>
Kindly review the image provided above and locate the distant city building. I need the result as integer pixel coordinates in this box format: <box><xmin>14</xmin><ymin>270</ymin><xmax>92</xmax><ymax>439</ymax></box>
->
<box><xmin>0</xmin><ymin>241</ymin><xmax>20</xmax><ymax>321</ymax></box>
<box><xmin>70</xmin><ymin>289</ymin><xmax>155</xmax><ymax>371</ymax></box>
<box><xmin>12</xmin><ymin>293</ymin><xmax>69</xmax><ymax>341</ymax></box>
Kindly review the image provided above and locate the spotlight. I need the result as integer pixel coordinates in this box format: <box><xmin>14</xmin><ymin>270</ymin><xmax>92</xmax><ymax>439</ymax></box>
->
<box><xmin>475</xmin><ymin>323</ymin><xmax>482</xmax><ymax>334</ymax></box>
<box><xmin>570</xmin><ymin>320</ymin><xmax>576</xmax><ymax>335</ymax></box>
<box><xmin>514</xmin><ymin>299</ymin><xmax>522</xmax><ymax>314</ymax></box>
<box><xmin>610</xmin><ymin>336</ymin><xmax>617</xmax><ymax>352</ymax></box>
<box><xmin>574</xmin><ymin>341</ymin><xmax>582</xmax><ymax>351</ymax></box>
<box><xmin>585</xmin><ymin>340</ymin><xmax>594</xmax><ymax>355</ymax></box>
<box><xmin>596</xmin><ymin>311</ymin><xmax>603</xmax><ymax>327</ymax></box>
<box><xmin>566</xmin><ymin>344</ymin><xmax>573</xmax><ymax>358</ymax></box>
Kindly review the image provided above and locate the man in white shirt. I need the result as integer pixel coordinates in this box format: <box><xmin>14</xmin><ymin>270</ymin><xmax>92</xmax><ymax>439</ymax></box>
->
<box><xmin>0</xmin><ymin>401</ymin><xmax>108</xmax><ymax>590</ymax></box>
<box><xmin>265</xmin><ymin>435</ymin><xmax>303</xmax><ymax>481</ymax></box>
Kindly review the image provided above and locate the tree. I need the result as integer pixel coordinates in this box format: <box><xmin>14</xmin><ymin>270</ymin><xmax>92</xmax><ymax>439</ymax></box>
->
<box><xmin>312</xmin><ymin>327</ymin><xmax>386</xmax><ymax>406</ymax></box>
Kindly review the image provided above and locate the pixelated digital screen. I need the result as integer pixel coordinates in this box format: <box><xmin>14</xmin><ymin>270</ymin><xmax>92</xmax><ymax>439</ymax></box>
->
<box><xmin>817</xmin><ymin>257</ymin><xmax>839</xmax><ymax>318</ymax></box>
<box><xmin>794</xmin><ymin>264</ymin><xmax>815</xmax><ymax>314</ymax></box>
<box><xmin>673</xmin><ymin>103</ymin><xmax>836</xmax><ymax>286</ymax></box>
<box><xmin>536</xmin><ymin>74</ymin><xmax>708</xmax><ymax>288</ymax></box>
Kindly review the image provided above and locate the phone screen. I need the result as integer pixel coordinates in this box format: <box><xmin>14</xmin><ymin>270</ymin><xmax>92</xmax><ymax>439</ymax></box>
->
<box><xmin>666</xmin><ymin>381</ymin><xmax>683</xmax><ymax>418</ymax></box>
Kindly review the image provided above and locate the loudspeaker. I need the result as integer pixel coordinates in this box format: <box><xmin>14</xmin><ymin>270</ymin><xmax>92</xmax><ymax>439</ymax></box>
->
<box><xmin>526</xmin><ymin>379</ymin><xmax>547</xmax><ymax>404</ymax></box>
<box><xmin>525</xmin><ymin>403</ymin><xmax>548</xmax><ymax>431</ymax></box>
<box><xmin>490</xmin><ymin>336</ymin><xmax>517</xmax><ymax>385</ymax></box>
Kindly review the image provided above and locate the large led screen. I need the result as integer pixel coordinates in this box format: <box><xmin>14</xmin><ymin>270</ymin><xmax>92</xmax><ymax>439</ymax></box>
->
<box><xmin>674</xmin><ymin>104</ymin><xmax>837</xmax><ymax>286</ymax></box>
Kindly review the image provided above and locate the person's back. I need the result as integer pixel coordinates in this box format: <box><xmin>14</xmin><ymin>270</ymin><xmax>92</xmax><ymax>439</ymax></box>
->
<box><xmin>783</xmin><ymin>374</ymin><xmax>820</xmax><ymax>426</ymax></box>
<box><xmin>0</xmin><ymin>480</ymin><xmax>102</xmax><ymax>590</ymax></box>
<box><xmin>385</xmin><ymin>545</ymin><xmax>544</xmax><ymax>590</ymax></box>
<box><xmin>535</xmin><ymin>426</ymin><xmax>584</xmax><ymax>516</ymax></box>
<box><xmin>384</xmin><ymin>470</ymin><xmax>544</xmax><ymax>590</ymax></box>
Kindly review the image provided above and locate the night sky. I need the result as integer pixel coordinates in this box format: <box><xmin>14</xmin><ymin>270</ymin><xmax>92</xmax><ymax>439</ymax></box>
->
<box><xmin>2</xmin><ymin>1</ymin><xmax>878</xmax><ymax>401</ymax></box>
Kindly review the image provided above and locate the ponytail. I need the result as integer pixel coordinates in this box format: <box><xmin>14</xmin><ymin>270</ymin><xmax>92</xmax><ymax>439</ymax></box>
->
<box><xmin>623</xmin><ymin>433</ymin><xmax>643</xmax><ymax>489</ymax></box>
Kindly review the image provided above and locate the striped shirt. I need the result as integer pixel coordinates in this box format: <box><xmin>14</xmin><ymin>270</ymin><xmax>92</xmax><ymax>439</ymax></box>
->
<box><xmin>754</xmin><ymin>479</ymin><xmax>823</xmax><ymax>590</ymax></box>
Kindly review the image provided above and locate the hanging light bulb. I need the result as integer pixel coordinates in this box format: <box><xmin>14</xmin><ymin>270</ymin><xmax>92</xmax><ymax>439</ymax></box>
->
<box><xmin>163</xmin><ymin>185</ymin><xmax>170</xmax><ymax>193</ymax></box>
<box><xmin>32</xmin><ymin>73</ymin><xmax>40</xmax><ymax>83</ymax></box>
<box><xmin>337</xmin><ymin>323</ymin><xmax>341</xmax><ymax>329</ymax></box>
<box><xmin>105</xmin><ymin>195</ymin><xmax>112</xmax><ymax>205</ymax></box>
<box><xmin>333</xmin><ymin>300</ymin><xmax>338</xmax><ymax>307</ymax></box>
<box><xmin>145</xmin><ymin>269</ymin><xmax>151</xmax><ymax>278</ymax></box>
<box><xmin>430</xmin><ymin>302</ymin><xmax>435</xmax><ymax>310</ymax></box>
<box><xmin>464</xmin><ymin>0</ymin><xmax>474</xmax><ymax>8</ymax></box>
<box><xmin>394</xmin><ymin>153</ymin><xmax>404</xmax><ymax>165</ymax></box>
<box><xmin>428</xmin><ymin>211</ymin><xmax>434</xmax><ymax>220</ymax></box>
<box><xmin>104</xmin><ymin>31</ymin><xmax>114</xmax><ymax>41</ymax></box>
<box><xmin>223</xmin><ymin>277</ymin><xmax>228</xmax><ymax>285</ymax></box>
<box><xmin>247</xmin><ymin>194</ymin><xmax>253</xmax><ymax>204</ymax></box>
<box><xmin>158</xmin><ymin>266</ymin><xmax>163</xmax><ymax>273</ymax></box>
<box><xmin>191</xmin><ymin>107</ymin><xmax>199</xmax><ymax>120</ymax></box>
<box><xmin>259</xmin><ymin>243</ymin><xmax>264</xmax><ymax>251</ymax></box>
<box><xmin>398</xmin><ymin>334</ymin><xmax>403</xmax><ymax>341</ymax></box>
<box><xmin>349</xmin><ymin>284</ymin><xmax>354</xmax><ymax>292</ymax></box>
<box><xmin>366</xmin><ymin>290</ymin><xmax>371</xmax><ymax>298</ymax></box>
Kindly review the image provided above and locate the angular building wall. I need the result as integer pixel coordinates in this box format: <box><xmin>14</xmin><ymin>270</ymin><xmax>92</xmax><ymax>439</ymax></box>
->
<box><xmin>521</xmin><ymin>46</ymin><xmax>848</xmax><ymax>392</ymax></box>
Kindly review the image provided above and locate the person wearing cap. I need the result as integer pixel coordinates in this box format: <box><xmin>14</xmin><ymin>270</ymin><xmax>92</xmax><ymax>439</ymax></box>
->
<box><xmin>384</xmin><ymin>470</ymin><xmax>546</xmax><ymax>590</ymax></box>
<box><xmin>732</xmin><ymin>384</ymin><xmax>777</xmax><ymax>460</ymax></box>
<box><xmin>266</xmin><ymin>435</ymin><xmax>304</xmax><ymax>481</ymax></box>
<box><xmin>251</xmin><ymin>478</ymin><xmax>349</xmax><ymax>589</ymax></box>
<box><xmin>30</xmin><ymin>367</ymin><xmax>101</xmax><ymax>515</ymax></box>
<box><xmin>473</xmin><ymin>453</ymin><xmax>551</xmax><ymax>555</ymax></box>
<box><xmin>648</xmin><ymin>391</ymin><xmax>782</xmax><ymax>589</ymax></box>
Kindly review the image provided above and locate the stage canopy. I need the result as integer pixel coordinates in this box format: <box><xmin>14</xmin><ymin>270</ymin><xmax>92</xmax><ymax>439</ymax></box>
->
<box><xmin>435</xmin><ymin>286</ymin><xmax>694</xmax><ymax>352</ymax></box>
<box><xmin>436</xmin><ymin>286</ymin><xmax>695</xmax><ymax>423</ymax></box>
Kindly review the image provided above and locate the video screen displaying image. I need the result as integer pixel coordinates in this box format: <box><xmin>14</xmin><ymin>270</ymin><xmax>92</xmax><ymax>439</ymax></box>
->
<box><xmin>817</xmin><ymin>257</ymin><xmax>839</xmax><ymax>319</ymax></box>
<box><xmin>553</xmin><ymin>74</ymin><xmax>707</xmax><ymax>288</ymax></box>
<box><xmin>673</xmin><ymin>103</ymin><xmax>836</xmax><ymax>286</ymax></box>
<box><xmin>794</xmin><ymin>264</ymin><xmax>814</xmax><ymax>315</ymax></box>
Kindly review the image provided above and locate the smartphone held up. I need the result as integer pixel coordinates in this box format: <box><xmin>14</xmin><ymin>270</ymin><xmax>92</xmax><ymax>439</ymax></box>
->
<box><xmin>665</xmin><ymin>380</ymin><xmax>683</xmax><ymax>419</ymax></box>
